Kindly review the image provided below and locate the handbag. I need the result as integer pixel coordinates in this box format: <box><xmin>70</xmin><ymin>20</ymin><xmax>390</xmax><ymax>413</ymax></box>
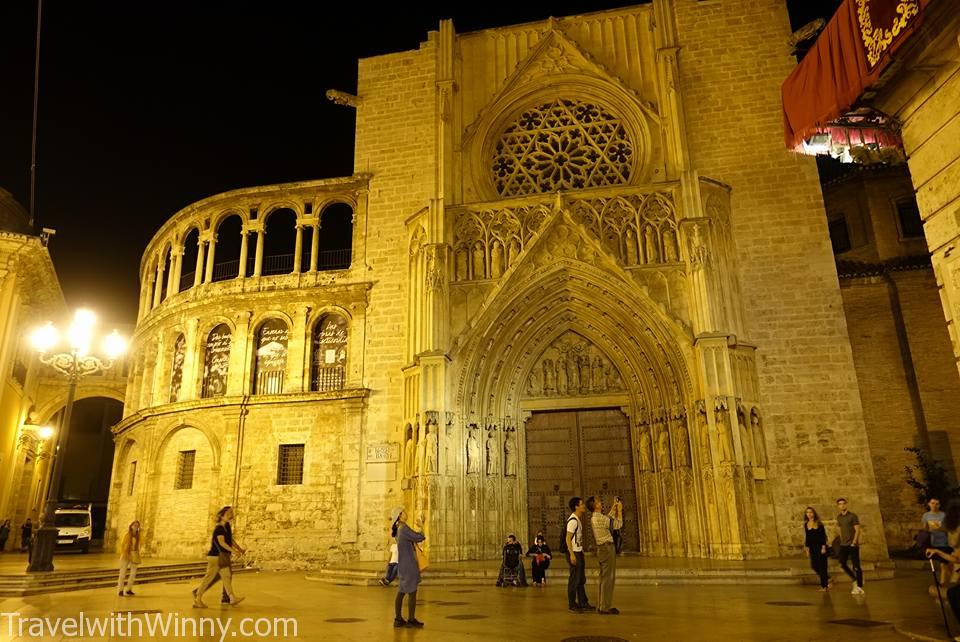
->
<box><xmin>216</xmin><ymin>539</ymin><xmax>232</xmax><ymax>569</ymax></box>
<box><xmin>414</xmin><ymin>543</ymin><xmax>428</xmax><ymax>572</ymax></box>
<box><xmin>130</xmin><ymin>550</ymin><xmax>142</xmax><ymax>565</ymax></box>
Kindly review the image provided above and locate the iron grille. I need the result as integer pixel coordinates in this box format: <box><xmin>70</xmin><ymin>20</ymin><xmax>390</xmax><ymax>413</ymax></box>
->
<box><xmin>277</xmin><ymin>444</ymin><xmax>305</xmax><ymax>485</ymax></box>
<box><xmin>175</xmin><ymin>450</ymin><xmax>196</xmax><ymax>490</ymax></box>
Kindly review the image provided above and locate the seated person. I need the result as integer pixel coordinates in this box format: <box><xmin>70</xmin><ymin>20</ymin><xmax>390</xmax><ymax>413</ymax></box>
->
<box><xmin>526</xmin><ymin>532</ymin><xmax>552</xmax><ymax>586</ymax></box>
<box><xmin>496</xmin><ymin>534</ymin><xmax>528</xmax><ymax>586</ymax></box>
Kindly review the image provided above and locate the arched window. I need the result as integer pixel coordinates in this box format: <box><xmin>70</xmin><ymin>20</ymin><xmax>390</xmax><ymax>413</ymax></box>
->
<box><xmin>179</xmin><ymin>228</ymin><xmax>200</xmax><ymax>291</ymax></box>
<box><xmin>310</xmin><ymin>314</ymin><xmax>347</xmax><ymax>391</ymax></box>
<box><xmin>169</xmin><ymin>333</ymin><xmax>186</xmax><ymax>403</ymax></box>
<box><xmin>212</xmin><ymin>215</ymin><xmax>243</xmax><ymax>282</ymax></box>
<box><xmin>201</xmin><ymin>324</ymin><xmax>231</xmax><ymax>398</ymax></box>
<box><xmin>252</xmin><ymin>318</ymin><xmax>289</xmax><ymax>394</ymax></box>
<box><xmin>262</xmin><ymin>208</ymin><xmax>297</xmax><ymax>275</ymax></box>
<box><xmin>318</xmin><ymin>203</ymin><xmax>353</xmax><ymax>270</ymax></box>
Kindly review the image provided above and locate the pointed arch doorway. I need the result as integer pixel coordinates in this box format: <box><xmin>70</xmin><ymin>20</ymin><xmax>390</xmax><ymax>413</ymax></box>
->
<box><xmin>525</xmin><ymin>407</ymin><xmax>638</xmax><ymax>553</ymax></box>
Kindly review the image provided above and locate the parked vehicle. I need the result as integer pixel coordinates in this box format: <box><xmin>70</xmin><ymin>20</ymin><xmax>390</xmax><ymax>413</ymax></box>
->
<box><xmin>54</xmin><ymin>504</ymin><xmax>92</xmax><ymax>553</ymax></box>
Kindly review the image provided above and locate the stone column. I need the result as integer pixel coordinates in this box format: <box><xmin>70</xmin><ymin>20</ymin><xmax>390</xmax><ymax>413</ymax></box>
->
<box><xmin>166</xmin><ymin>249</ymin><xmax>182</xmax><ymax>298</ymax></box>
<box><xmin>204</xmin><ymin>234</ymin><xmax>217</xmax><ymax>283</ymax></box>
<box><xmin>287</xmin><ymin>305</ymin><xmax>309</xmax><ymax>392</ymax></box>
<box><xmin>227</xmin><ymin>311</ymin><xmax>252</xmax><ymax>395</ymax></box>
<box><xmin>238</xmin><ymin>229</ymin><xmax>249</xmax><ymax>278</ymax></box>
<box><xmin>309</xmin><ymin>221</ymin><xmax>320</xmax><ymax>272</ymax></box>
<box><xmin>194</xmin><ymin>240</ymin><xmax>206</xmax><ymax>287</ymax></box>
<box><xmin>181</xmin><ymin>317</ymin><xmax>200</xmax><ymax>400</ymax></box>
<box><xmin>137</xmin><ymin>274</ymin><xmax>153</xmax><ymax>320</ymax></box>
<box><xmin>293</xmin><ymin>225</ymin><xmax>303</xmax><ymax>274</ymax></box>
<box><xmin>253</xmin><ymin>229</ymin><xmax>265</xmax><ymax>277</ymax></box>
<box><xmin>152</xmin><ymin>254</ymin><xmax>165</xmax><ymax>308</ymax></box>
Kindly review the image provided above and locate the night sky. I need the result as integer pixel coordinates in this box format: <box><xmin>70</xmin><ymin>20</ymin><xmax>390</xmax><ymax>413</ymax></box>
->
<box><xmin>0</xmin><ymin>1</ymin><xmax>839</xmax><ymax>325</ymax></box>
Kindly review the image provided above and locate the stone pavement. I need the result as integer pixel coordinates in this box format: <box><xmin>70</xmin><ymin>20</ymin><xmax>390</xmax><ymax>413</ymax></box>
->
<box><xmin>0</xmin><ymin>565</ymin><xmax>956</xmax><ymax>641</ymax></box>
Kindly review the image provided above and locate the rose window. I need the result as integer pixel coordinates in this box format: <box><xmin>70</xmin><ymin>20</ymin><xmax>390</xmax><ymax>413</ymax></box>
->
<box><xmin>492</xmin><ymin>98</ymin><xmax>634</xmax><ymax>197</ymax></box>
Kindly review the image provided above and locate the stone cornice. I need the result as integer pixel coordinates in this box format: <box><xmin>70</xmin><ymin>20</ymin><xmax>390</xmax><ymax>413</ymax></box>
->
<box><xmin>114</xmin><ymin>388</ymin><xmax>371</xmax><ymax>435</ymax></box>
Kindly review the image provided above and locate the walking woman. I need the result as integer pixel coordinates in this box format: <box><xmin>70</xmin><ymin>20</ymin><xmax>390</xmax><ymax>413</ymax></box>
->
<box><xmin>804</xmin><ymin>507</ymin><xmax>830</xmax><ymax>590</ymax></box>
<box><xmin>0</xmin><ymin>520</ymin><xmax>10</xmax><ymax>552</ymax></box>
<box><xmin>117</xmin><ymin>520</ymin><xmax>142</xmax><ymax>596</ymax></box>
<box><xmin>391</xmin><ymin>507</ymin><xmax>425</xmax><ymax>628</ymax></box>
<box><xmin>193</xmin><ymin>506</ymin><xmax>245</xmax><ymax>608</ymax></box>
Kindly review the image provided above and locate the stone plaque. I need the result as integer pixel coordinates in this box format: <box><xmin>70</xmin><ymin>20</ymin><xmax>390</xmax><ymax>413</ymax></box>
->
<box><xmin>365</xmin><ymin>442</ymin><xmax>400</xmax><ymax>463</ymax></box>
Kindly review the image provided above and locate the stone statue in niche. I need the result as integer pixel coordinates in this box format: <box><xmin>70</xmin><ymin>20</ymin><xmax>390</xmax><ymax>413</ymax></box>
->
<box><xmin>466</xmin><ymin>426</ymin><xmax>480</xmax><ymax>474</ymax></box>
<box><xmin>714</xmin><ymin>399</ymin><xmax>734</xmax><ymax>463</ymax></box>
<box><xmin>445</xmin><ymin>422</ymin><xmax>454</xmax><ymax>474</ymax></box>
<box><xmin>404</xmin><ymin>426</ymin><xmax>416</xmax><ymax>478</ymax></box>
<box><xmin>425</xmin><ymin>421</ymin><xmax>438</xmax><ymax>474</ymax></box>
<box><xmin>472</xmin><ymin>242</ymin><xmax>485</xmax><ymax>279</ymax></box>
<box><xmin>526</xmin><ymin>370</ymin><xmax>540</xmax><ymax>396</ymax></box>
<box><xmin>567</xmin><ymin>355</ymin><xmax>580</xmax><ymax>392</ymax></box>
<box><xmin>625</xmin><ymin>228</ymin><xmax>639</xmax><ymax>265</ymax></box>
<box><xmin>663</xmin><ymin>228</ymin><xmax>679</xmax><ymax>262</ymax></box>
<box><xmin>486</xmin><ymin>430</ymin><xmax>498</xmax><ymax>475</ymax></box>
<box><xmin>508</xmin><ymin>239</ymin><xmax>520</xmax><ymax>267</ymax></box>
<box><xmin>592</xmin><ymin>357</ymin><xmax>605</xmax><ymax>392</ymax></box>
<box><xmin>696</xmin><ymin>400</ymin><xmax>711</xmax><ymax>466</ymax></box>
<box><xmin>644</xmin><ymin>226</ymin><xmax>660</xmax><ymax>263</ymax></box>
<box><xmin>674</xmin><ymin>413</ymin><xmax>690</xmax><ymax>467</ymax></box>
<box><xmin>491</xmin><ymin>241</ymin><xmax>504</xmax><ymax>278</ymax></box>
<box><xmin>657</xmin><ymin>425</ymin><xmax>671</xmax><ymax>470</ymax></box>
<box><xmin>689</xmin><ymin>223</ymin><xmax>709</xmax><ymax>268</ymax></box>
<box><xmin>579</xmin><ymin>357</ymin><xmax>591</xmax><ymax>393</ymax></box>
<box><xmin>542</xmin><ymin>359</ymin><xmax>556</xmax><ymax>395</ymax></box>
<box><xmin>504</xmin><ymin>429</ymin><xmax>518</xmax><ymax>477</ymax></box>
<box><xmin>606</xmin><ymin>367</ymin><xmax>622</xmax><ymax>390</ymax></box>
<box><xmin>638</xmin><ymin>425</ymin><xmax>653</xmax><ymax>471</ymax></box>
<box><xmin>736</xmin><ymin>401</ymin><xmax>752</xmax><ymax>466</ymax></box>
<box><xmin>455</xmin><ymin>248</ymin><xmax>468</xmax><ymax>281</ymax></box>
<box><xmin>750</xmin><ymin>407</ymin><xmax>768</xmax><ymax>466</ymax></box>
<box><xmin>557</xmin><ymin>359</ymin><xmax>568</xmax><ymax>395</ymax></box>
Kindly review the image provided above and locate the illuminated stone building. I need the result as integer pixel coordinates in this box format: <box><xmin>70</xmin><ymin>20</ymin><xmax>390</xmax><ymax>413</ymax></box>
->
<box><xmin>110</xmin><ymin>1</ymin><xmax>938</xmax><ymax>565</ymax></box>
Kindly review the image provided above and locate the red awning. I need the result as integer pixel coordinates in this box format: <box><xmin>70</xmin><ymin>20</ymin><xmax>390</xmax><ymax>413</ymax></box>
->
<box><xmin>782</xmin><ymin>0</ymin><xmax>929</xmax><ymax>153</ymax></box>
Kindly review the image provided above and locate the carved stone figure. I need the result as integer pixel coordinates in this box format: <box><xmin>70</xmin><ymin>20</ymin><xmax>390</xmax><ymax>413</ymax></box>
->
<box><xmin>508</xmin><ymin>239</ymin><xmax>521</xmax><ymax>267</ymax></box>
<box><xmin>486</xmin><ymin>430</ymin><xmax>498</xmax><ymax>475</ymax></box>
<box><xmin>472</xmin><ymin>242</ymin><xmax>485</xmax><ymax>279</ymax></box>
<box><xmin>592</xmin><ymin>357</ymin><xmax>605</xmax><ymax>392</ymax></box>
<box><xmin>455</xmin><ymin>248</ymin><xmax>468</xmax><ymax>281</ymax></box>
<box><xmin>606</xmin><ymin>367</ymin><xmax>622</xmax><ymax>390</ymax></box>
<box><xmin>557</xmin><ymin>359</ymin><xmax>568</xmax><ymax>396</ymax></box>
<box><xmin>644</xmin><ymin>226</ymin><xmax>660</xmax><ymax>263</ymax></box>
<box><xmin>663</xmin><ymin>228</ymin><xmax>679</xmax><ymax>262</ymax></box>
<box><xmin>657</xmin><ymin>426</ymin><xmax>671</xmax><ymax>470</ymax></box>
<box><xmin>696</xmin><ymin>400</ymin><xmax>711</xmax><ymax>466</ymax></box>
<box><xmin>415</xmin><ymin>424</ymin><xmax>425</xmax><ymax>474</ymax></box>
<box><xmin>445</xmin><ymin>422</ymin><xmax>454</xmax><ymax>474</ymax></box>
<box><xmin>638</xmin><ymin>425</ymin><xmax>653</xmax><ymax>471</ymax></box>
<box><xmin>425</xmin><ymin>422</ymin><xmax>438</xmax><ymax>474</ymax></box>
<box><xmin>736</xmin><ymin>402</ymin><xmax>752</xmax><ymax>465</ymax></box>
<box><xmin>491</xmin><ymin>241</ymin><xmax>504</xmax><ymax>278</ymax></box>
<box><xmin>567</xmin><ymin>356</ymin><xmax>579</xmax><ymax>392</ymax></box>
<box><xmin>714</xmin><ymin>399</ymin><xmax>734</xmax><ymax>462</ymax></box>
<box><xmin>404</xmin><ymin>429</ymin><xmax>417</xmax><ymax>478</ymax></box>
<box><xmin>579</xmin><ymin>357</ymin><xmax>591</xmax><ymax>393</ymax></box>
<box><xmin>675</xmin><ymin>414</ymin><xmax>690</xmax><ymax>467</ymax></box>
<box><xmin>751</xmin><ymin>407</ymin><xmax>768</xmax><ymax>466</ymax></box>
<box><xmin>542</xmin><ymin>359</ymin><xmax>556</xmax><ymax>394</ymax></box>
<box><xmin>526</xmin><ymin>370</ymin><xmax>540</xmax><ymax>396</ymax></box>
<box><xmin>625</xmin><ymin>228</ymin><xmax>639</xmax><ymax>265</ymax></box>
<box><xmin>466</xmin><ymin>428</ymin><xmax>480</xmax><ymax>474</ymax></box>
<box><xmin>504</xmin><ymin>430</ymin><xmax>517</xmax><ymax>477</ymax></box>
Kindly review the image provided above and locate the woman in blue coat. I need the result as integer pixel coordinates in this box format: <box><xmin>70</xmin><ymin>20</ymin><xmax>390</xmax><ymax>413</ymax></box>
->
<box><xmin>391</xmin><ymin>507</ymin><xmax>426</xmax><ymax>628</ymax></box>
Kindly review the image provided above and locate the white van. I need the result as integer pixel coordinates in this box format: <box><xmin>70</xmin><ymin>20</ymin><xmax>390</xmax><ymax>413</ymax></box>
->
<box><xmin>54</xmin><ymin>504</ymin><xmax>92</xmax><ymax>553</ymax></box>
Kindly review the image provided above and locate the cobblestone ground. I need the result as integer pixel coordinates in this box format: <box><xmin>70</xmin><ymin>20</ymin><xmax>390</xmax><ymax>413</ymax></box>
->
<box><xmin>0</xmin><ymin>569</ymin><xmax>954</xmax><ymax>641</ymax></box>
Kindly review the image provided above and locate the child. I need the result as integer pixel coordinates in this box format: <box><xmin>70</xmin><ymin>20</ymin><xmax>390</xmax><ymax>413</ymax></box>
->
<box><xmin>379</xmin><ymin>541</ymin><xmax>399</xmax><ymax>586</ymax></box>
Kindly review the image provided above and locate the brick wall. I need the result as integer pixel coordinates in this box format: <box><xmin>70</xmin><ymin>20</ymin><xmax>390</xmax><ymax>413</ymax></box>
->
<box><xmin>674</xmin><ymin>0</ymin><xmax>885</xmax><ymax>556</ymax></box>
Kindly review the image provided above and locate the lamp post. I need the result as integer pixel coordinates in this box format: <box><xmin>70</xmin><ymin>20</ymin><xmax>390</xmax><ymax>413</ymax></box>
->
<box><xmin>27</xmin><ymin>309</ymin><xmax>126</xmax><ymax>572</ymax></box>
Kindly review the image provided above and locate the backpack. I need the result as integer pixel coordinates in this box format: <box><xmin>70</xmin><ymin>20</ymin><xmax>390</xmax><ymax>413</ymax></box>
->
<box><xmin>558</xmin><ymin>516</ymin><xmax>578</xmax><ymax>554</ymax></box>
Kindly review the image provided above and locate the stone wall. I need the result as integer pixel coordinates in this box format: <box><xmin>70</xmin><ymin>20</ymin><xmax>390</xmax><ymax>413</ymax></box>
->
<box><xmin>674</xmin><ymin>0</ymin><xmax>885</xmax><ymax>557</ymax></box>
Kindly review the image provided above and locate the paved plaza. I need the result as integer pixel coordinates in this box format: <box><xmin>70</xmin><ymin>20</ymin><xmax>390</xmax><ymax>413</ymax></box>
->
<box><xmin>0</xmin><ymin>560</ymin><xmax>956</xmax><ymax>641</ymax></box>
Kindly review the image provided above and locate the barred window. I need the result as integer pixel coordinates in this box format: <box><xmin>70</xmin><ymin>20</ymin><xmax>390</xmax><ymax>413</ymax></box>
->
<box><xmin>175</xmin><ymin>450</ymin><xmax>196</xmax><ymax>490</ymax></box>
<box><xmin>311</xmin><ymin>314</ymin><xmax>347</xmax><ymax>392</ymax></box>
<box><xmin>252</xmin><ymin>319</ymin><xmax>289</xmax><ymax>395</ymax></box>
<box><xmin>128</xmin><ymin>461</ymin><xmax>137</xmax><ymax>496</ymax></box>
<box><xmin>277</xmin><ymin>444</ymin><xmax>305</xmax><ymax>485</ymax></box>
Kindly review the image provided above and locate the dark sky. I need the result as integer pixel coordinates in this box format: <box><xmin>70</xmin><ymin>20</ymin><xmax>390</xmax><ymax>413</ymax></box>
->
<box><xmin>0</xmin><ymin>1</ymin><xmax>838</xmax><ymax>325</ymax></box>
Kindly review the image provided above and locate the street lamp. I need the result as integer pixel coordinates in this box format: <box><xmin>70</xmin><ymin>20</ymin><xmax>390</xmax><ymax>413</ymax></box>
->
<box><xmin>26</xmin><ymin>309</ymin><xmax>126</xmax><ymax>572</ymax></box>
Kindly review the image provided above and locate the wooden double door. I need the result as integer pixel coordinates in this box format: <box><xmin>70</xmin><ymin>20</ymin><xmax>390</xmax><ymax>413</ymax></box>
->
<box><xmin>524</xmin><ymin>409</ymin><xmax>638</xmax><ymax>552</ymax></box>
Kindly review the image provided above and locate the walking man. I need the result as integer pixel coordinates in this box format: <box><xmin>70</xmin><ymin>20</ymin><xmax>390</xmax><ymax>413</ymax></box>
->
<box><xmin>588</xmin><ymin>496</ymin><xmax>622</xmax><ymax>614</ymax></box>
<box><xmin>565</xmin><ymin>497</ymin><xmax>593</xmax><ymax>613</ymax></box>
<box><xmin>836</xmin><ymin>498</ymin><xmax>864</xmax><ymax>595</ymax></box>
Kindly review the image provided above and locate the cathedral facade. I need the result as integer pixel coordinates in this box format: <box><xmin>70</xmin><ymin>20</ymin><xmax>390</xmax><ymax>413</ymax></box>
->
<box><xmin>108</xmin><ymin>1</ymin><xmax>891</xmax><ymax>565</ymax></box>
